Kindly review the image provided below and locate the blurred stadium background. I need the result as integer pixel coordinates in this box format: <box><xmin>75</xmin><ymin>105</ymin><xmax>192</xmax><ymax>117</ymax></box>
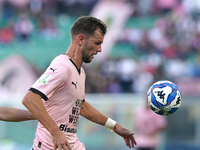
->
<box><xmin>0</xmin><ymin>0</ymin><xmax>200</xmax><ymax>150</ymax></box>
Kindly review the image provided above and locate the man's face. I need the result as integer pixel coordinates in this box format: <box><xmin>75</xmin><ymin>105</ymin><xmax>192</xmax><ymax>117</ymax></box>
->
<box><xmin>81</xmin><ymin>29</ymin><xmax>104</xmax><ymax>63</ymax></box>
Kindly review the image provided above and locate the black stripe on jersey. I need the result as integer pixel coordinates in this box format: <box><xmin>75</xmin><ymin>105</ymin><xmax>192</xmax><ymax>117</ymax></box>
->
<box><xmin>69</xmin><ymin>58</ymin><xmax>81</xmax><ymax>75</ymax></box>
<box><xmin>29</xmin><ymin>88</ymin><xmax>48</xmax><ymax>101</ymax></box>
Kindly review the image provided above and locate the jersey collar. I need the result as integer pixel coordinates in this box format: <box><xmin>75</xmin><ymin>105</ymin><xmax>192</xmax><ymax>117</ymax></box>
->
<box><xmin>69</xmin><ymin>58</ymin><xmax>81</xmax><ymax>75</ymax></box>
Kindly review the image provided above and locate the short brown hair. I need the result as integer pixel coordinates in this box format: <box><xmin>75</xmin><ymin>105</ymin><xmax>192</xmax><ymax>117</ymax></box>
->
<box><xmin>71</xmin><ymin>16</ymin><xmax>107</xmax><ymax>38</ymax></box>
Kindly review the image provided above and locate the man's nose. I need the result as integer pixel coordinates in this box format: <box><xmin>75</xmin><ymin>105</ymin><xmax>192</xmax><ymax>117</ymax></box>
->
<box><xmin>97</xmin><ymin>45</ymin><xmax>102</xmax><ymax>52</ymax></box>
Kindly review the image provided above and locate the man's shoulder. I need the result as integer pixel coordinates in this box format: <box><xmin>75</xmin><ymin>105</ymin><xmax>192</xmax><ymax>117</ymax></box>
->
<box><xmin>52</xmin><ymin>54</ymin><xmax>72</xmax><ymax>68</ymax></box>
<box><xmin>45</xmin><ymin>55</ymin><xmax>73</xmax><ymax>78</ymax></box>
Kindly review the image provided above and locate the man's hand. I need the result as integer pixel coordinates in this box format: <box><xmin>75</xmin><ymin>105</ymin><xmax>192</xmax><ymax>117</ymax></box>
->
<box><xmin>52</xmin><ymin>130</ymin><xmax>72</xmax><ymax>150</ymax></box>
<box><xmin>114</xmin><ymin>123</ymin><xmax>137</xmax><ymax>148</ymax></box>
<box><xmin>22</xmin><ymin>91</ymin><xmax>72</xmax><ymax>150</ymax></box>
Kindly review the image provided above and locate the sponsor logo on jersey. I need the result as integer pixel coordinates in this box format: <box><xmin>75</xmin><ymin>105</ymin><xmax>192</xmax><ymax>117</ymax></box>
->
<box><xmin>59</xmin><ymin>124</ymin><xmax>77</xmax><ymax>133</ymax></box>
<box><xmin>38</xmin><ymin>74</ymin><xmax>51</xmax><ymax>84</ymax></box>
<box><xmin>37</xmin><ymin>141</ymin><xmax>42</xmax><ymax>148</ymax></box>
<box><xmin>50</xmin><ymin>67</ymin><xmax>56</xmax><ymax>73</ymax></box>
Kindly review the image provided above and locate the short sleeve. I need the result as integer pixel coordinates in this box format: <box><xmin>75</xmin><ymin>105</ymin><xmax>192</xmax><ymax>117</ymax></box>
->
<box><xmin>30</xmin><ymin>64</ymin><xmax>70</xmax><ymax>100</ymax></box>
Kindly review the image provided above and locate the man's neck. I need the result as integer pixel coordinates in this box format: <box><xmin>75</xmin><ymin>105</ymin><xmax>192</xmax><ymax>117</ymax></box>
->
<box><xmin>65</xmin><ymin>45</ymin><xmax>83</xmax><ymax>69</ymax></box>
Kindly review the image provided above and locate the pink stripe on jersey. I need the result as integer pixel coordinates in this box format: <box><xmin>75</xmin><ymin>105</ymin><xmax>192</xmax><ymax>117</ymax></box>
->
<box><xmin>30</xmin><ymin>54</ymin><xmax>86</xmax><ymax>149</ymax></box>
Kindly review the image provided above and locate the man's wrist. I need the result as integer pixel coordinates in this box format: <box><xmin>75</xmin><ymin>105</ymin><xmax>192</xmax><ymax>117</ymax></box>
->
<box><xmin>49</xmin><ymin>125</ymin><xmax>61</xmax><ymax>136</ymax></box>
<box><xmin>105</xmin><ymin>118</ymin><xmax>117</xmax><ymax>132</ymax></box>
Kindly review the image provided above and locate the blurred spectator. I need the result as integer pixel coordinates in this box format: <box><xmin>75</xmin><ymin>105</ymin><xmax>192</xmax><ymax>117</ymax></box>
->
<box><xmin>37</xmin><ymin>15</ymin><xmax>59</xmax><ymax>40</ymax></box>
<box><xmin>8</xmin><ymin>0</ymin><xmax>30</xmax><ymax>9</ymax></box>
<box><xmin>116</xmin><ymin>58</ymin><xmax>138</xmax><ymax>93</ymax></box>
<box><xmin>134</xmin><ymin>97</ymin><xmax>167</xmax><ymax>150</ymax></box>
<box><xmin>100</xmin><ymin>58</ymin><xmax>122</xmax><ymax>93</ymax></box>
<box><xmin>155</xmin><ymin>0</ymin><xmax>180</xmax><ymax>15</ymax></box>
<box><xmin>30</xmin><ymin>0</ymin><xmax>43</xmax><ymax>15</ymax></box>
<box><xmin>85</xmin><ymin>66</ymin><xmax>107</xmax><ymax>93</ymax></box>
<box><xmin>14</xmin><ymin>14</ymin><xmax>34</xmax><ymax>43</ymax></box>
<box><xmin>182</xmin><ymin>0</ymin><xmax>200</xmax><ymax>15</ymax></box>
<box><xmin>1</xmin><ymin>1</ymin><xmax>15</xmax><ymax>20</ymax></box>
<box><xmin>106</xmin><ymin>77</ymin><xmax>122</xmax><ymax>93</ymax></box>
<box><xmin>137</xmin><ymin>0</ymin><xmax>154</xmax><ymax>16</ymax></box>
<box><xmin>0</xmin><ymin>23</ymin><xmax>14</xmax><ymax>44</ymax></box>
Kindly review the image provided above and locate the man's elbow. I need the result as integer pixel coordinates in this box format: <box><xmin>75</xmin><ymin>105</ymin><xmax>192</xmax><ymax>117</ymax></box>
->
<box><xmin>22</xmin><ymin>91</ymin><xmax>42</xmax><ymax>108</ymax></box>
<box><xmin>22</xmin><ymin>91</ymin><xmax>32</xmax><ymax>107</ymax></box>
<box><xmin>22</xmin><ymin>96</ymin><xmax>29</xmax><ymax>107</ymax></box>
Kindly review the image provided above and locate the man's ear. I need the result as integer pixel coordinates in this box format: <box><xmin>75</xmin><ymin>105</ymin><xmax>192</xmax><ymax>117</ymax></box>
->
<box><xmin>77</xmin><ymin>34</ymin><xmax>86</xmax><ymax>46</ymax></box>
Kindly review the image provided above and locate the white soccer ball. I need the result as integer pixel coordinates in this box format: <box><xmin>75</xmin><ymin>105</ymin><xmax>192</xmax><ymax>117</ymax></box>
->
<box><xmin>147</xmin><ymin>80</ymin><xmax>182</xmax><ymax>115</ymax></box>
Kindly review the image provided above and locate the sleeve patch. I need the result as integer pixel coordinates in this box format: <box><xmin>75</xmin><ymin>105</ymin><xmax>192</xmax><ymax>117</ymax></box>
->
<box><xmin>38</xmin><ymin>74</ymin><xmax>51</xmax><ymax>84</ymax></box>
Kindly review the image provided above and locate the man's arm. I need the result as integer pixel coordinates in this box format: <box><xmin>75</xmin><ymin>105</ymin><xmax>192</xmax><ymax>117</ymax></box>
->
<box><xmin>0</xmin><ymin>107</ymin><xmax>35</xmax><ymax>122</ymax></box>
<box><xmin>22</xmin><ymin>91</ymin><xmax>72</xmax><ymax>150</ymax></box>
<box><xmin>80</xmin><ymin>101</ymin><xmax>137</xmax><ymax>148</ymax></box>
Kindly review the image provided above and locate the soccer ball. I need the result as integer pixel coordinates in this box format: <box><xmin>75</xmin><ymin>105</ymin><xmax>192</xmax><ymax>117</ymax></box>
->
<box><xmin>147</xmin><ymin>80</ymin><xmax>182</xmax><ymax>116</ymax></box>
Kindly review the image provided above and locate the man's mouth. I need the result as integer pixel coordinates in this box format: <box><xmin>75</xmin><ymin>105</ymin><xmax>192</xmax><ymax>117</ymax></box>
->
<box><xmin>91</xmin><ymin>54</ymin><xmax>97</xmax><ymax>58</ymax></box>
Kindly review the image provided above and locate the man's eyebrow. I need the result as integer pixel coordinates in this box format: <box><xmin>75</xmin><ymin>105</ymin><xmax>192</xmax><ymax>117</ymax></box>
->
<box><xmin>100</xmin><ymin>31</ymin><xmax>104</xmax><ymax>36</ymax></box>
<box><xmin>96</xmin><ymin>40</ymin><xmax>103</xmax><ymax>44</ymax></box>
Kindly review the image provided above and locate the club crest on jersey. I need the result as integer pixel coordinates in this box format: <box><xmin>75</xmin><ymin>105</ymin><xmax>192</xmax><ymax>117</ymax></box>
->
<box><xmin>38</xmin><ymin>74</ymin><xmax>51</xmax><ymax>84</ymax></box>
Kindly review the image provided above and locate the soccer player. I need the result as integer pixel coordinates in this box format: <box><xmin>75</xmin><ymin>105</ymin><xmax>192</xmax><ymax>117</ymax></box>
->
<box><xmin>0</xmin><ymin>16</ymin><xmax>137</xmax><ymax>150</ymax></box>
<box><xmin>134</xmin><ymin>98</ymin><xmax>166</xmax><ymax>150</ymax></box>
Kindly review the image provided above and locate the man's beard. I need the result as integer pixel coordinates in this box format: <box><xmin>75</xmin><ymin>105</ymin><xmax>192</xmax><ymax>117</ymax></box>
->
<box><xmin>81</xmin><ymin>43</ymin><xmax>92</xmax><ymax>63</ymax></box>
